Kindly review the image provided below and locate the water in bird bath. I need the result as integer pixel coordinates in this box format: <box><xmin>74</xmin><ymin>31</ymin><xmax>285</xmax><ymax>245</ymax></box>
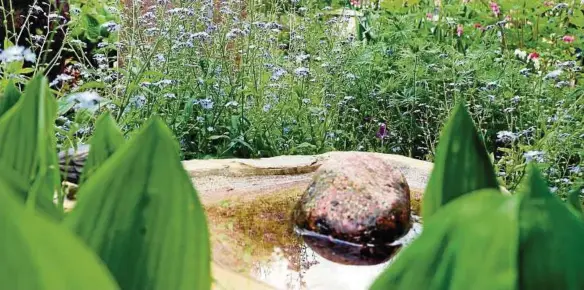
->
<box><xmin>205</xmin><ymin>187</ymin><xmax>422</xmax><ymax>290</ymax></box>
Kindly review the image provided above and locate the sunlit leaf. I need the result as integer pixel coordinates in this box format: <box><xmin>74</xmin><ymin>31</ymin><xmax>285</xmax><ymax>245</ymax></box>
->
<box><xmin>0</xmin><ymin>80</ymin><xmax>21</xmax><ymax>116</ymax></box>
<box><xmin>370</xmin><ymin>189</ymin><xmax>517</xmax><ymax>290</ymax></box>
<box><xmin>371</xmin><ymin>167</ymin><xmax>584</xmax><ymax>290</ymax></box>
<box><xmin>57</xmin><ymin>97</ymin><xmax>76</xmax><ymax>116</ymax></box>
<box><xmin>81</xmin><ymin>13</ymin><xmax>102</xmax><ymax>41</ymax></box>
<box><xmin>79</xmin><ymin>113</ymin><xmax>124</xmax><ymax>185</ymax></box>
<box><xmin>567</xmin><ymin>186</ymin><xmax>583</xmax><ymax>217</ymax></box>
<box><xmin>0</xmin><ymin>166</ymin><xmax>118</xmax><ymax>290</ymax></box>
<box><xmin>570</xmin><ymin>9</ymin><xmax>584</xmax><ymax>28</ymax></box>
<box><xmin>517</xmin><ymin>166</ymin><xmax>584</xmax><ymax>290</ymax></box>
<box><xmin>64</xmin><ymin>118</ymin><xmax>211</xmax><ymax>290</ymax></box>
<box><xmin>0</xmin><ymin>75</ymin><xmax>62</xmax><ymax>219</ymax></box>
<box><xmin>422</xmin><ymin>103</ymin><xmax>499</xmax><ymax>220</ymax></box>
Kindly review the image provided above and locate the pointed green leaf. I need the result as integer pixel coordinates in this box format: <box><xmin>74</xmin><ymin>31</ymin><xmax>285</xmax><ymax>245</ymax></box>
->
<box><xmin>79</xmin><ymin>113</ymin><xmax>124</xmax><ymax>185</ymax></box>
<box><xmin>372</xmin><ymin>170</ymin><xmax>584</xmax><ymax>290</ymax></box>
<box><xmin>0</xmin><ymin>75</ymin><xmax>62</xmax><ymax>218</ymax></box>
<box><xmin>64</xmin><ymin>118</ymin><xmax>211</xmax><ymax>290</ymax></box>
<box><xmin>422</xmin><ymin>103</ymin><xmax>499</xmax><ymax>220</ymax></box>
<box><xmin>570</xmin><ymin>9</ymin><xmax>584</xmax><ymax>28</ymax></box>
<box><xmin>371</xmin><ymin>189</ymin><xmax>518</xmax><ymax>290</ymax></box>
<box><xmin>567</xmin><ymin>186</ymin><xmax>583</xmax><ymax>217</ymax></box>
<box><xmin>0</xmin><ymin>166</ymin><xmax>119</xmax><ymax>290</ymax></box>
<box><xmin>517</xmin><ymin>166</ymin><xmax>584</xmax><ymax>290</ymax></box>
<box><xmin>57</xmin><ymin>97</ymin><xmax>76</xmax><ymax>116</ymax></box>
<box><xmin>0</xmin><ymin>80</ymin><xmax>21</xmax><ymax>116</ymax></box>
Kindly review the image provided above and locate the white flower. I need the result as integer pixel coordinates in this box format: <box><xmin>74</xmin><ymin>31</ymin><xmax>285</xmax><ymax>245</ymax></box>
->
<box><xmin>101</xmin><ymin>21</ymin><xmax>120</xmax><ymax>32</ymax></box>
<box><xmin>0</xmin><ymin>46</ymin><xmax>36</xmax><ymax>63</ymax></box>
<box><xmin>225</xmin><ymin>101</ymin><xmax>239</xmax><ymax>107</ymax></box>
<box><xmin>295</xmin><ymin>53</ymin><xmax>310</xmax><ymax>63</ymax></box>
<box><xmin>130</xmin><ymin>95</ymin><xmax>147</xmax><ymax>109</ymax></box>
<box><xmin>271</xmin><ymin>67</ymin><xmax>287</xmax><ymax>81</ymax></box>
<box><xmin>226</xmin><ymin>28</ymin><xmax>245</xmax><ymax>40</ymax></box>
<box><xmin>514</xmin><ymin>49</ymin><xmax>527</xmax><ymax>60</ymax></box>
<box><xmin>191</xmin><ymin>32</ymin><xmax>210</xmax><ymax>41</ymax></box>
<box><xmin>154</xmin><ymin>79</ymin><xmax>174</xmax><ymax>87</ymax></box>
<box><xmin>67</xmin><ymin>91</ymin><xmax>102</xmax><ymax>112</ymax></box>
<box><xmin>199</xmin><ymin>98</ymin><xmax>214</xmax><ymax>110</ymax></box>
<box><xmin>544</xmin><ymin>69</ymin><xmax>562</xmax><ymax>80</ymax></box>
<box><xmin>497</xmin><ymin>131</ymin><xmax>517</xmax><ymax>143</ymax></box>
<box><xmin>294</xmin><ymin>67</ymin><xmax>310</xmax><ymax>77</ymax></box>
<box><xmin>49</xmin><ymin>74</ymin><xmax>75</xmax><ymax>87</ymax></box>
<box><xmin>523</xmin><ymin>150</ymin><xmax>545</xmax><ymax>163</ymax></box>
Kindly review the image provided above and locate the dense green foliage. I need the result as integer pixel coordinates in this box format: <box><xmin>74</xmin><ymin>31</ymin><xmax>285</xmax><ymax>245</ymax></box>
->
<box><xmin>97</xmin><ymin>0</ymin><xmax>583</xmax><ymax>196</ymax></box>
<box><xmin>371</xmin><ymin>93</ymin><xmax>584</xmax><ymax>290</ymax></box>
<box><xmin>1</xmin><ymin>0</ymin><xmax>581</xmax><ymax>196</ymax></box>
<box><xmin>1</xmin><ymin>73</ymin><xmax>582</xmax><ymax>289</ymax></box>
<box><xmin>0</xmin><ymin>75</ymin><xmax>210</xmax><ymax>289</ymax></box>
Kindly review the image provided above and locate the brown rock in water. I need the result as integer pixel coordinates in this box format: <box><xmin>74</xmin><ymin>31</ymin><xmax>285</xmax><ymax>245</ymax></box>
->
<box><xmin>292</xmin><ymin>152</ymin><xmax>411</xmax><ymax>261</ymax></box>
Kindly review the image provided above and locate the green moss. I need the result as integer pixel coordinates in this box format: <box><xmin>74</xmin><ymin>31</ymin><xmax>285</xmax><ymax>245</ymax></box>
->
<box><xmin>410</xmin><ymin>188</ymin><xmax>423</xmax><ymax>215</ymax></box>
<box><xmin>206</xmin><ymin>187</ymin><xmax>305</xmax><ymax>272</ymax></box>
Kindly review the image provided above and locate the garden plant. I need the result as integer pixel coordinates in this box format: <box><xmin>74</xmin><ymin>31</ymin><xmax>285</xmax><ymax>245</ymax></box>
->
<box><xmin>0</xmin><ymin>74</ymin><xmax>582</xmax><ymax>289</ymax></box>
<box><xmin>0</xmin><ymin>0</ymin><xmax>583</xmax><ymax>288</ymax></box>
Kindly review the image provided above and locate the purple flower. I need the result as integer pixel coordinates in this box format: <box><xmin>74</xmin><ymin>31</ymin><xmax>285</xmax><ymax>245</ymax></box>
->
<box><xmin>376</xmin><ymin>123</ymin><xmax>388</xmax><ymax>139</ymax></box>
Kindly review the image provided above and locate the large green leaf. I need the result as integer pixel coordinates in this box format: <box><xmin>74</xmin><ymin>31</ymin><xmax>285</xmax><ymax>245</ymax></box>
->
<box><xmin>567</xmin><ymin>186</ymin><xmax>583</xmax><ymax>217</ymax></box>
<box><xmin>79</xmin><ymin>113</ymin><xmax>124</xmax><ymax>185</ymax></box>
<box><xmin>64</xmin><ymin>118</ymin><xmax>211</xmax><ymax>290</ymax></box>
<box><xmin>371</xmin><ymin>167</ymin><xmax>584</xmax><ymax>290</ymax></box>
<box><xmin>517</xmin><ymin>166</ymin><xmax>584</xmax><ymax>290</ymax></box>
<box><xmin>0</xmin><ymin>80</ymin><xmax>21</xmax><ymax>117</ymax></box>
<box><xmin>569</xmin><ymin>9</ymin><xmax>584</xmax><ymax>28</ymax></box>
<box><xmin>370</xmin><ymin>189</ymin><xmax>518</xmax><ymax>290</ymax></box>
<box><xmin>0</xmin><ymin>166</ymin><xmax>118</xmax><ymax>290</ymax></box>
<box><xmin>422</xmin><ymin>103</ymin><xmax>500</xmax><ymax>220</ymax></box>
<box><xmin>81</xmin><ymin>13</ymin><xmax>102</xmax><ymax>42</ymax></box>
<box><xmin>0</xmin><ymin>75</ymin><xmax>62</xmax><ymax>219</ymax></box>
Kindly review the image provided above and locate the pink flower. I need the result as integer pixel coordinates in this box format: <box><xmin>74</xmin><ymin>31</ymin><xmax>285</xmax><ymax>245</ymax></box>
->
<box><xmin>350</xmin><ymin>0</ymin><xmax>360</xmax><ymax>7</ymax></box>
<box><xmin>562</xmin><ymin>35</ymin><xmax>575</xmax><ymax>43</ymax></box>
<box><xmin>490</xmin><ymin>1</ymin><xmax>500</xmax><ymax>17</ymax></box>
<box><xmin>457</xmin><ymin>24</ymin><xmax>464</xmax><ymax>37</ymax></box>
<box><xmin>528</xmin><ymin>52</ymin><xmax>540</xmax><ymax>60</ymax></box>
<box><xmin>426</xmin><ymin>12</ymin><xmax>433</xmax><ymax>20</ymax></box>
<box><xmin>376</xmin><ymin>123</ymin><xmax>388</xmax><ymax>139</ymax></box>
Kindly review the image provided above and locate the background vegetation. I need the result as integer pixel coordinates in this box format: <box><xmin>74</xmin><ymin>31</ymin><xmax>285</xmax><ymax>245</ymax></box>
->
<box><xmin>1</xmin><ymin>0</ymin><xmax>582</xmax><ymax>195</ymax></box>
<box><xmin>0</xmin><ymin>0</ymin><xmax>583</xmax><ymax>288</ymax></box>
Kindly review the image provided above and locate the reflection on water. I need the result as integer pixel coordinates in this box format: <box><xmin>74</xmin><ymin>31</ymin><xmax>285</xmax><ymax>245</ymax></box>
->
<box><xmin>250</xmin><ymin>221</ymin><xmax>423</xmax><ymax>290</ymax></box>
<box><xmin>206</xmin><ymin>189</ymin><xmax>423</xmax><ymax>290</ymax></box>
<box><xmin>296</xmin><ymin>228</ymin><xmax>401</xmax><ymax>266</ymax></box>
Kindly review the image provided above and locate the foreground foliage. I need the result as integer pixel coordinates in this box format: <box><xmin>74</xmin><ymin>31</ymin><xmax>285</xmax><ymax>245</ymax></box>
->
<box><xmin>0</xmin><ymin>76</ymin><xmax>210</xmax><ymax>289</ymax></box>
<box><xmin>371</xmin><ymin>103</ymin><xmax>584</xmax><ymax>290</ymax></box>
<box><xmin>1</xmin><ymin>74</ymin><xmax>582</xmax><ymax>289</ymax></box>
